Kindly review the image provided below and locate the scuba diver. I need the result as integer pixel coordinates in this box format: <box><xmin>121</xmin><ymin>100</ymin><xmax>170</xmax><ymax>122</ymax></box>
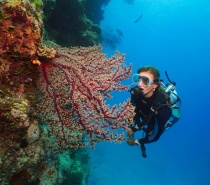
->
<box><xmin>127</xmin><ymin>66</ymin><xmax>181</xmax><ymax>158</ymax></box>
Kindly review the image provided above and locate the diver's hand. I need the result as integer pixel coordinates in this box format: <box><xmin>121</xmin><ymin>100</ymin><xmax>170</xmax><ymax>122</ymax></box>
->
<box><xmin>127</xmin><ymin>128</ymin><xmax>135</xmax><ymax>146</ymax></box>
<box><xmin>127</xmin><ymin>138</ymin><xmax>136</xmax><ymax>146</ymax></box>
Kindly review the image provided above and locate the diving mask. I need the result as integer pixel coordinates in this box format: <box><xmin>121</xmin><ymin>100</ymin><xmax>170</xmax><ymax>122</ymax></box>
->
<box><xmin>132</xmin><ymin>74</ymin><xmax>154</xmax><ymax>87</ymax></box>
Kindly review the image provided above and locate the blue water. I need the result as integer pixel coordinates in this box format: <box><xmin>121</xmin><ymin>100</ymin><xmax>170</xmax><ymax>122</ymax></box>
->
<box><xmin>88</xmin><ymin>0</ymin><xmax>210</xmax><ymax>185</ymax></box>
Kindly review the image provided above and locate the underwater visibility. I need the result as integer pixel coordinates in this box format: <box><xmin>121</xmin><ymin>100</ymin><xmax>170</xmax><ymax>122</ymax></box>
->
<box><xmin>0</xmin><ymin>0</ymin><xmax>210</xmax><ymax>185</ymax></box>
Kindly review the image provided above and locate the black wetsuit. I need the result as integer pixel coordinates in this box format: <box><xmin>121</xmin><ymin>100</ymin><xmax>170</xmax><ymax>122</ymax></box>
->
<box><xmin>130</xmin><ymin>88</ymin><xmax>172</xmax><ymax>149</ymax></box>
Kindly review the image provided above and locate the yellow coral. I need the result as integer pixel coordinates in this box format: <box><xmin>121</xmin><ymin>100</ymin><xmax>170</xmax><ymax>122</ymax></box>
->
<box><xmin>11</xmin><ymin>99</ymin><xmax>30</xmax><ymax>127</ymax></box>
<box><xmin>5</xmin><ymin>0</ymin><xmax>22</xmax><ymax>7</ymax></box>
<box><xmin>37</xmin><ymin>45</ymin><xmax>56</xmax><ymax>59</ymax></box>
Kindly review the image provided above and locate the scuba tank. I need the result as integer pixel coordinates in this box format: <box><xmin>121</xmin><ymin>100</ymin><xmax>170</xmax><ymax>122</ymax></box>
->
<box><xmin>161</xmin><ymin>71</ymin><xmax>181</xmax><ymax>130</ymax></box>
<box><xmin>161</xmin><ymin>71</ymin><xmax>180</xmax><ymax>105</ymax></box>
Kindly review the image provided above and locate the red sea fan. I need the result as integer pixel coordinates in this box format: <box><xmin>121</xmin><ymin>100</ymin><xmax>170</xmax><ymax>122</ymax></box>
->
<box><xmin>36</xmin><ymin>45</ymin><xmax>134</xmax><ymax>150</ymax></box>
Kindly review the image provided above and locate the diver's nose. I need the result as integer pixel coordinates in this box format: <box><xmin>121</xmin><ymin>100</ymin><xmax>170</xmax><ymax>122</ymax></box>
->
<box><xmin>138</xmin><ymin>81</ymin><xmax>143</xmax><ymax>88</ymax></box>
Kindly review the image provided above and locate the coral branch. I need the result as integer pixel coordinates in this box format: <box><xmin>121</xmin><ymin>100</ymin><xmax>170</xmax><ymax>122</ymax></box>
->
<box><xmin>36</xmin><ymin>45</ymin><xmax>134</xmax><ymax>150</ymax></box>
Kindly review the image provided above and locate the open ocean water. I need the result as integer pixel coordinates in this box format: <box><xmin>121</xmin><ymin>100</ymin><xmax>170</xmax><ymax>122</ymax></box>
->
<box><xmin>88</xmin><ymin>0</ymin><xmax>210</xmax><ymax>185</ymax></box>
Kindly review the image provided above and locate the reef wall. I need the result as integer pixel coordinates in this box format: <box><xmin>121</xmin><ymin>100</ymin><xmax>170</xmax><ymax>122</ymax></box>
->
<box><xmin>0</xmin><ymin>0</ymin><xmax>91</xmax><ymax>184</ymax></box>
<box><xmin>0</xmin><ymin>1</ymin><xmax>132</xmax><ymax>185</ymax></box>
<box><xmin>43</xmin><ymin>0</ymin><xmax>111</xmax><ymax>46</ymax></box>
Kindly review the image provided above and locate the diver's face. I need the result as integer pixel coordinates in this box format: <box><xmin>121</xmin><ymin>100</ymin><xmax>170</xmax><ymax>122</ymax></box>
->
<box><xmin>138</xmin><ymin>71</ymin><xmax>158</xmax><ymax>97</ymax></box>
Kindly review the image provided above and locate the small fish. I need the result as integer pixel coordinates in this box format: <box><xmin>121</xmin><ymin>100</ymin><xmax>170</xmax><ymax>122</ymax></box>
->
<box><xmin>116</xmin><ymin>29</ymin><xmax>124</xmax><ymax>37</ymax></box>
<box><xmin>133</xmin><ymin>14</ymin><xmax>143</xmax><ymax>23</ymax></box>
<box><xmin>24</xmin><ymin>77</ymin><xmax>32</xmax><ymax>83</ymax></box>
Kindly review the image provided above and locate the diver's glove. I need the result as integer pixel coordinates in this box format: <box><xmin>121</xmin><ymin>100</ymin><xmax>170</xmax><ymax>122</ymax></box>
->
<box><xmin>127</xmin><ymin>130</ymin><xmax>135</xmax><ymax>146</ymax></box>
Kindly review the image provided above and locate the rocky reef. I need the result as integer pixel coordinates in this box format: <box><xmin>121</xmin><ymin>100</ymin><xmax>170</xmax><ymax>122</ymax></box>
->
<box><xmin>0</xmin><ymin>0</ymin><xmax>111</xmax><ymax>184</ymax></box>
<box><xmin>43</xmin><ymin>0</ymin><xmax>111</xmax><ymax>47</ymax></box>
